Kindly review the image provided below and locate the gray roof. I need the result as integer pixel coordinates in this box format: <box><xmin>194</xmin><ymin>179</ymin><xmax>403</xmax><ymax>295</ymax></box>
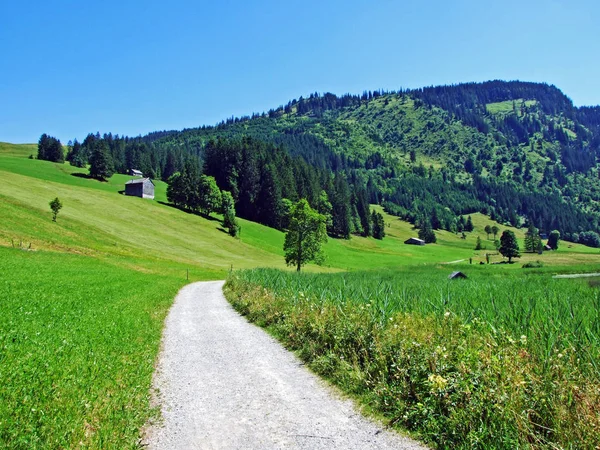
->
<box><xmin>125</xmin><ymin>177</ymin><xmax>154</xmax><ymax>185</ymax></box>
<box><xmin>448</xmin><ymin>271</ymin><xmax>467</xmax><ymax>279</ymax></box>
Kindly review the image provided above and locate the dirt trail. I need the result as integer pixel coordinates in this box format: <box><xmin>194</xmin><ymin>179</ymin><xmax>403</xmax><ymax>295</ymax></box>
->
<box><xmin>552</xmin><ymin>272</ymin><xmax>600</xmax><ymax>279</ymax></box>
<box><xmin>144</xmin><ymin>281</ymin><xmax>426</xmax><ymax>450</ymax></box>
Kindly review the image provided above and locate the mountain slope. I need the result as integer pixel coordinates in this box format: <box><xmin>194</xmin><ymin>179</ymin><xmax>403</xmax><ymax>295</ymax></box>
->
<box><xmin>139</xmin><ymin>81</ymin><xmax>600</xmax><ymax>241</ymax></box>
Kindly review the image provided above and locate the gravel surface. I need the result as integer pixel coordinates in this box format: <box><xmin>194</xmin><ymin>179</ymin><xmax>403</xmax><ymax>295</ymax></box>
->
<box><xmin>144</xmin><ymin>280</ymin><xmax>427</xmax><ymax>450</ymax></box>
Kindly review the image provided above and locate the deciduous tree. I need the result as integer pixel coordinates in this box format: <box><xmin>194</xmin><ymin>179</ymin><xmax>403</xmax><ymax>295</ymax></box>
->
<box><xmin>49</xmin><ymin>197</ymin><xmax>62</xmax><ymax>222</ymax></box>
<box><xmin>221</xmin><ymin>191</ymin><xmax>239</xmax><ymax>237</ymax></box>
<box><xmin>284</xmin><ymin>199</ymin><xmax>327</xmax><ymax>271</ymax></box>
<box><xmin>548</xmin><ymin>230</ymin><xmax>560</xmax><ymax>250</ymax></box>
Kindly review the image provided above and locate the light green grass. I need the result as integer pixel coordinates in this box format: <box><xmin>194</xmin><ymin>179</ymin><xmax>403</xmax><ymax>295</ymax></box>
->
<box><xmin>486</xmin><ymin>99</ymin><xmax>537</xmax><ymax>116</ymax></box>
<box><xmin>0</xmin><ymin>142</ymin><xmax>37</xmax><ymax>158</ymax></box>
<box><xmin>0</xmin><ymin>248</ymin><xmax>188</xmax><ymax>449</ymax></box>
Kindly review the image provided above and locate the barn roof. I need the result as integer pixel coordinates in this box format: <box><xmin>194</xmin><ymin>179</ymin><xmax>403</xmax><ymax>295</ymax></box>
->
<box><xmin>404</xmin><ymin>237</ymin><xmax>425</xmax><ymax>244</ymax></box>
<box><xmin>125</xmin><ymin>177</ymin><xmax>154</xmax><ymax>185</ymax></box>
<box><xmin>448</xmin><ymin>271</ymin><xmax>467</xmax><ymax>279</ymax></box>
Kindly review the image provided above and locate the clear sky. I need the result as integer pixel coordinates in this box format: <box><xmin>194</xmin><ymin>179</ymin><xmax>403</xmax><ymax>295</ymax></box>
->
<box><xmin>1</xmin><ymin>0</ymin><xmax>598</xmax><ymax>143</ymax></box>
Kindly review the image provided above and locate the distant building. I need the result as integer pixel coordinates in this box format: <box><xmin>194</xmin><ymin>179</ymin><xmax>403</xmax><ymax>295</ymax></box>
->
<box><xmin>544</xmin><ymin>244</ymin><xmax>553</xmax><ymax>251</ymax></box>
<box><xmin>539</xmin><ymin>233</ymin><xmax>548</xmax><ymax>240</ymax></box>
<box><xmin>125</xmin><ymin>178</ymin><xmax>154</xmax><ymax>199</ymax></box>
<box><xmin>130</xmin><ymin>169</ymin><xmax>143</xmax><ymax>177</ymax></box>
<box><xmin>448</xmin><ymin>271</ymin><xmax>468</xmax><ymax>280</ymax></box>
<box><xmin>404</xmin><ymin>237</ymin><xmax>425</xmax><ymax>246</ymax></box>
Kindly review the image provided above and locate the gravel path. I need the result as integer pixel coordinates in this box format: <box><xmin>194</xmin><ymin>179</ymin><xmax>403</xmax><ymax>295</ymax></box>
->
<box><xmin>553</xmin><ymin>272</ymin><xmax>600</xmax><ymax>279</ymax></box>
<box><xmin>144</xmin><ymin>281</ymin><xmax>426</xmax><ymax>450</ymax></box>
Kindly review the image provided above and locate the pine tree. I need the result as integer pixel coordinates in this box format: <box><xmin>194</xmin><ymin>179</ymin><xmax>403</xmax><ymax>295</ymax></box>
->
<box><xmin>331</xmin><ymin>174</ymin><xmax>351</xmax><ymax>239</ymax></box>
<box><xmin>418</xmin><ymin>219</ymin><xmax>436</xmax><ymax>243</ymax></box>
<box><xmin>465</xmin><ymin>215</ymin><xmax>474</xmax><ymax>232</ymax></box>
<box><xmin>89</xmin><ymin>140</ymin><xmax>114</xmax><ymax>180</ymax></box>
<box><xmin>371</xmin><ymin>210</ymin><xmax>385</xmax><ymax>239</ymax></box>
<box><xmin>524</xmin><ymin>223</ymin><xmax>541</xmax><ymax>253</ymax></box>
<box><xmin>499</xmin><ymin>230</ymin><xmax>520</xmax><ymax>263</ymax></box>
<box><xmin>255</xmin><ymin>164</ymin><xmax>282</xmax><ymax>228</ymax></box>
<box><xmin>221</xmin><ymin>191</ymin><xmax>239</xmax><ymax>237</ymax></box>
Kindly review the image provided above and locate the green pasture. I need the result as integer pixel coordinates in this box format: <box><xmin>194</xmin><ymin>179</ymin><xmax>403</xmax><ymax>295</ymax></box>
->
<box><xmin>0</xmin><ymin>248</ymin><xmax>187</xmax><ymax>449</ymax></box>
<box><xmin>1</xmin><ymin>142</ymin><xmax>599</xmax><ymax>448</ymax></box>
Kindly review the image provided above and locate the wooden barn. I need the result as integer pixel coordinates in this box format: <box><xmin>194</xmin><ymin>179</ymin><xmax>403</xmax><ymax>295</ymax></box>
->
<box><xmin>125</xmin><ymin>178</ymin><xmax>155</xmax><ymax>199</ymax></box>
<box><xmin>130</xmin><ymin>169</ymin><xmax>143</xmax><ymax>177</ymax></box>
<box><xmin>404</xmin><ymin>237</ymin><xmax>425</xmax><ymax>246</ymax></box>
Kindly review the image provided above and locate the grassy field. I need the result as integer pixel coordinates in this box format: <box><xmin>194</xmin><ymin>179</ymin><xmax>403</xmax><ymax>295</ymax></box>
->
<box><xmin>0</xmin><ymin>248</ymin><xmax>189</xmax><ymax>449</ymax></box>
<box><xmin>1</xmin><ymin>142</ymin><xmax>599</xmax><ymax>448</ymax></box>
<box><xmin>225</xmin><ymin>266</ymin><xmax>600</xmax><ymax>449</ymax></box>
<box><xmin>485</xmin><ymin>99</ymin><xmax>538</xmax><ymax>116</ymax></box>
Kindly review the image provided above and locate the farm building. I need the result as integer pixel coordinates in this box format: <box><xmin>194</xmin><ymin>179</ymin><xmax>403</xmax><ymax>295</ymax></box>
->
<box><xmin>448</xmin><ymin>271</ymin><xmax>468</xmax><ymax>279</ymax></box>
<box><xmin>125</xmin><ymin>178</ymin><xmax>155</xmax><ymax>199</ymax></box>
<box><xmin>130</xmin><ymin>169</ymin><xmax>143</xmax><ymax>177</ymax></box>
<box><xmin>404</xmin><ymin>237</ymin><xmax>425</xmax><ymax>246</ymax></box>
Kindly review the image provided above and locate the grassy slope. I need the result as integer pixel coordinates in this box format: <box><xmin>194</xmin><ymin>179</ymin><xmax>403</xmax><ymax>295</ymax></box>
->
<box><xmin>2</xmin><ymin>144</ymin><xmax>597</xmax><ymax>274</ymax></box>
<box><xmin>1</xmin><ymin>143</ymin><xmax>598</xmax><ymax>448</ymax></box>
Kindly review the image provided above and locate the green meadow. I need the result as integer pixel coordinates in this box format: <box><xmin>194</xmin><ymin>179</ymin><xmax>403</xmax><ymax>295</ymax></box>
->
<box><xmin>1</xmin><ymin>142</ymin><xmax>599</xmax><ymax>448</ymax></box>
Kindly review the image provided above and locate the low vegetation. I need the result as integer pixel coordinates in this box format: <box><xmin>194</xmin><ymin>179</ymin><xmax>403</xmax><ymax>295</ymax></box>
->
<box><xmin>225</xmin><ymin>267</ymin><xmax>600</xmax><ymax>449</ymax></box>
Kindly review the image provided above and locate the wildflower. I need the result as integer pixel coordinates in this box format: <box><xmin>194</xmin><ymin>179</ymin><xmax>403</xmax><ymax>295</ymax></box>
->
<box><xmin>520</xmin><ymin>335</ymin><xmax>527</xmax><ymax>344</ymax></box>
<box><xmin>444</xmin><ymin>311</ymin><xmax>451</xmax><ymax>318</ymax></box>
<box><xmin>428</xmin><ymin>374</ymin><xmax>448</xmax><ymax>390</ymax></box>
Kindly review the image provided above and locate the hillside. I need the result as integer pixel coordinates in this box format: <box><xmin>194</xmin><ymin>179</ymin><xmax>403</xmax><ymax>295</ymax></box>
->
<box><xmin>121</xmin><ymin>81</ymin><xmax>600</xmax><ymax>243</ymax></box>
<box><xmin>1</xmin><ymin>143</ymin><xmax>597</xmax><ymax>272</ymax></box>
<box><xmin>2</xmin><ymin>140</ymin><xmax>598</xmax><ymax>448</ymax></box>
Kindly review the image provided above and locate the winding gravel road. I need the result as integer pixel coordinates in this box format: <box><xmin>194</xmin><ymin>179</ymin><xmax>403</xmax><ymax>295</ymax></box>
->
<box><xmin>144</xmin><ymin>281</ymin><xmax>426</xmax><ymax>450</ymax></box>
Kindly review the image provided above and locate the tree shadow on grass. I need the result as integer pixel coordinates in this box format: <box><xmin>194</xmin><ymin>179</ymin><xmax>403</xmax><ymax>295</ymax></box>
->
<box><xmin>71</xmin><ymin>172</ymin><xmax>93</xmax><ymax>180</ymax></box>
<box><xmin>71</xmin><ymin>172</ymin><xmax>109</xmax><ymax>182</ymax></box>
<box><xmin>157</xmin><ymin>201</ymin><xmax>221</xmax><ymax>222</ymax></box>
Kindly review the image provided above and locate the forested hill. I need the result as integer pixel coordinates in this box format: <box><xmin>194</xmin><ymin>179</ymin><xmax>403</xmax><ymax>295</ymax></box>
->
<box><xmin>58</xmin><ymin>80</ymin><xmax>600</xmax><ymax>245</ymax></box>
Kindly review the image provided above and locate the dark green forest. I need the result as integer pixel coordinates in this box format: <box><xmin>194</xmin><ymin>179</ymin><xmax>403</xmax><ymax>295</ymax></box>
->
<box><xmin>43</xmin><ymin>80</ymin><xmax>600</xmax><ymax>246</ymax></box>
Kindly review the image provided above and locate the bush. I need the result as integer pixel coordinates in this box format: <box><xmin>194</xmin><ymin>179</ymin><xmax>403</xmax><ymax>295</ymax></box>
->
<box><xmin>522</xmin><ymin>260</ymin><xmax>544</xmax><ymax>268</ymax></box>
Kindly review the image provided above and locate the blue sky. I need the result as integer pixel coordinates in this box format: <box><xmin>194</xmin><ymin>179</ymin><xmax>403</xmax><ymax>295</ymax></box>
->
<box><xmin>1</xmin><ymin>0</ymin><xmax>598</xmax><ymax>143</ymax></box>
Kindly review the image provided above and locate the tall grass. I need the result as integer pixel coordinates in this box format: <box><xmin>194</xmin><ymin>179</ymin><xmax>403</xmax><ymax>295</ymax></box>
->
<box><xmin>225</xmin><ymin>266</ymin><xmax>600</xmax><ymax>449</ymax></box>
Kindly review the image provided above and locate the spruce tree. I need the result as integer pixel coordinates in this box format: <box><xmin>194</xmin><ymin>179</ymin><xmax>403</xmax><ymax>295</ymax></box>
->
<box><xmin>331</xmin><ymin>174</ymin><xmax>351</xmax><ymax>239</ymax></box>
<box><xmin>524</xmin><ymin>223</ymin><xmax>541</xmax><ymax>253</ymax></box>
<box><xmin>89</xmin><ymin>140</ymin><xmax>114</xmax><ymax>180</ymax></box>
<box><xmin>418</xmin><ymin>219</ymin><xmax>436</xmax><ymax>243</ymax></box>
<box><xmin>499</xmin><ymin>230</ymin><xmax>520</xmax><ymax>263</ymax></box>
<box><xmin>371</xmin><ymin>211</ymin><xmax>385</xmax><ymax>240</ymax></box>
<box><xmin>465</xmin><ymin>215</ymin><xmax>474</xmax><ymax>232</ymax></box>
<box><xmin>221</xmin><ymin>191</ymin><xmax>239</xmax><ymax>237</ymax></box>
